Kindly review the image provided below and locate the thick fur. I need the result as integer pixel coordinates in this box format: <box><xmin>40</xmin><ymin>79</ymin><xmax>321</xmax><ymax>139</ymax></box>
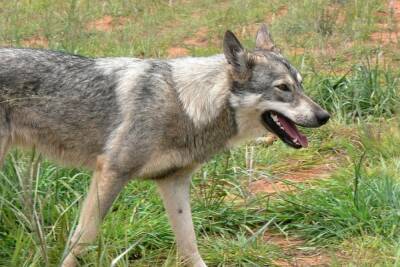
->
<box><xmin>0</xmin><ymin>50</ymin><xmax>237</xmax><ymax>175</ymax></box>
<box><xmin>0</xmin><ymin>25</ymin><xmax>329</xmax><ymax>267</ymax></box>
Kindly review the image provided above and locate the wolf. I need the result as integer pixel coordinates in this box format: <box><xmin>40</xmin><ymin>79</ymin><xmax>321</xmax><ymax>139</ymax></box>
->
<box><xmin>0</xmin><ymin>24</ymin><xmax>329</xmax><ymax>266</ymax></box>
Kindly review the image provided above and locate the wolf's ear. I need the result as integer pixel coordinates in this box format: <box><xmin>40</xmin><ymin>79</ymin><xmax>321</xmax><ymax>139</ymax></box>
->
<box><xmin>256</xmin><ymin>24</ymin><xmax>275</xmax><ymax>51</ymax></box>
<box><xmin>223</xmin><ymin>30</ymin><xmax>252</xmax><ymax>81</ymax></box>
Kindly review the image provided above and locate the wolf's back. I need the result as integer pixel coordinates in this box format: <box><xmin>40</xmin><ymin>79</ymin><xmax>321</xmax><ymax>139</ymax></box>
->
<box><xmin>0</xmin><ymin>48</ymin><xmax>98</xmax><ymax>99</ymax></box>
<box><xmin>0</xmin><ymin>48</ymin><xmax>121</xmax><ymax>162</ymax></box>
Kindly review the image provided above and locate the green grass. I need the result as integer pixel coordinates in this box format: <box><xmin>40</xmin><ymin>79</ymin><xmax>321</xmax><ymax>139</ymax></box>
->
<box><xmin>269</xmin><ymin>154</ymin><xmax>400</xmax><ymax>244</ymax></box>
<box><xmin>265</xmin><ymin>121</ymin><xmax>400</xmax><ymax>265</ymax></box>
<box><xmin>1</xmin><ymin>0</ymin><xmax>400</xmax><ymax>266</ymax></box>
<box><xmin>310</xmin><ymin>56</ymin><xmax>400</xmax><ymax>123</ymax></box>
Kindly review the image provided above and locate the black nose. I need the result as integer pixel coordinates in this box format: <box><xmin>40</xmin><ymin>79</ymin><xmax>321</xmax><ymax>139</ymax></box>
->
<box><xmin>316</xmin><ymin>110</ymin><xmax>330</xmax><ymax>125</ymax></box>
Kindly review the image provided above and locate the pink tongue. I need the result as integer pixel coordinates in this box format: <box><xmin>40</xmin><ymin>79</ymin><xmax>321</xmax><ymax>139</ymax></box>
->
<box><xmin>276</xmin><ymin>114</ymin><xmax>308</xmax><ymax>147</ymax></box>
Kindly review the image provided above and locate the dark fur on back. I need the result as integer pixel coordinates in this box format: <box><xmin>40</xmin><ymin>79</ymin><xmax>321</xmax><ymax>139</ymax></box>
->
<box><xmin>0</xmin><ymin>49</ymin><xmax>121</xmax><ymax>166</ymax></box>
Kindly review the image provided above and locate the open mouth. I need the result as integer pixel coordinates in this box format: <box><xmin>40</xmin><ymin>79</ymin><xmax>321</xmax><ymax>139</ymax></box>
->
<box><xmin>261</xmin><ymin>111</ymin><xmax>308</xmax><ymax>149</ymax></box>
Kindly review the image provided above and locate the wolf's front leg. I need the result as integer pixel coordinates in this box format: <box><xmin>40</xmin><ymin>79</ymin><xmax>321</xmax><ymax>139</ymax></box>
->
<box><xmin>156</xmin><ymin>167</ymin><xmax>207</xmax><ymax>267</ymax></box>
<box><xmin>61</xmin><ymin>155</ymin><xmax>128</xmax><ymax>267</ymax></box>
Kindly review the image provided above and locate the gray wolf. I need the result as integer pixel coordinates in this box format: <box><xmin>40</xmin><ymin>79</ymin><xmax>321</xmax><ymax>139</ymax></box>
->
<box><xmin>0</xmin><ymin>24</ymin><xmax>329</xmax><ymax>266</ymax></box>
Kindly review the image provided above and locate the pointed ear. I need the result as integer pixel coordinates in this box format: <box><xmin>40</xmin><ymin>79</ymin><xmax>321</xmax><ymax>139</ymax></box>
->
<box><xmin>223</xmin><ymin>30</ymin><xmax>253</xmax><ymax>81</ymax></box>
<box><xmin>255</xmin><ymin>24</ymin><xmax>275</xmax><ymax>51</ymax></box>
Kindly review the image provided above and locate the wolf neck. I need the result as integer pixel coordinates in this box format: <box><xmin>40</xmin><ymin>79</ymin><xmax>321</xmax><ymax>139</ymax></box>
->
<box><xmin>170</xmin><ymin>54</ymin><xmax>232</xmax><ymax>127</ymax></box>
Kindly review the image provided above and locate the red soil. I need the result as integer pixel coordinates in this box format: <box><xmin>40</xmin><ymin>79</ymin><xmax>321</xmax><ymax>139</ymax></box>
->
<box><xmin>86</xmin><ymin>15</ymin><xmax>128</xmax><ymax>32</ymax></box>
<box><xmin>167</xmin><ymin>47</ymin><xmax>190</xmax><ymax>58</ymax></box>
<box><xmin>183</xmin><ymin>27</ymin><xmax>209</xmax><ymax>47</ymax></box>
<box><xmin>249</xmin><ymin>161</ymin><xmax>335</xmax><ymax>194</ymax></box>
<box><xmin>266</xmin><ymin>233</ymin><xmax>334</xmax><ymax>266</ymax></box>
<box><xmin>21</xmin><ymin>36</ymin><xmax>49</xmax><ymax>48</ymax></box>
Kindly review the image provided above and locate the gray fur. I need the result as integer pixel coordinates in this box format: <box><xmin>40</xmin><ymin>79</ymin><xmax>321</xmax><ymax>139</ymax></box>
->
<box><xmin>0</xmin><ymin>49</ymin><xmax>237</xmax><ymax>173</ymax></box>
<box><xmin>0</xmin><ymin>48</ymin><xmax>121</xmax><ymax>167</ymax></box>
<box><xmin>0</xmin><ymin>25</ymin><xmax>329</xmax><ymax>267</ymax></box>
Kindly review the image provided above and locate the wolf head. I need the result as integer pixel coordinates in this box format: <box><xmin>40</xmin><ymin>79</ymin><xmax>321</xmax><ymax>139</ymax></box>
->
<box><xmin>225</xmin><ymin>24</ymin><xmax>330</xmax><ymax>149</ymax></box>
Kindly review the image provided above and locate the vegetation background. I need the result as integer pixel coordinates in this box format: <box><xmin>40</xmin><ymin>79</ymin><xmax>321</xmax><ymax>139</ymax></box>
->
<box><xmin>0</xmin><ymin>0</ymin><xmax>399</xmax><ymax>266</ymax></box>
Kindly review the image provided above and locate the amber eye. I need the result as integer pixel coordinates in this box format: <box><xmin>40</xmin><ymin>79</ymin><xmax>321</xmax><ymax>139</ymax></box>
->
<box><xmin>276</xmin><ymin>84</ymin><xmax>291</xmax><ymax>92</ymax></box>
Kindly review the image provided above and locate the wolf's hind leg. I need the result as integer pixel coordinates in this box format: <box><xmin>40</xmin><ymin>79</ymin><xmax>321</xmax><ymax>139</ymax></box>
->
<box><xmin>156</xmin><ymin>167</ymin><xmax>207</xmax><ymax>267</ymax></box>
<box><xmin>61</xmin><ymin>155</ymin><xmax>128</xmax><ymax>267</ymax></box>
<box><xmin>0</xmin><ymin>135</ymin><xmax>10</xmax><ymax>167</ymax></box>
<box><xmin>0</xmin><ymin>107</ymin><xmax>11</xmax><ymax>167</ymax></box>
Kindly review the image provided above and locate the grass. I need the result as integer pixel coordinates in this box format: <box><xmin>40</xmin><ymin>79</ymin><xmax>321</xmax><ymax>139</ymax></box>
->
<box><xmin>269</xmin><ymin>151</ymin><xmax>400</xmax><ymax>244</ymax></box>
<box><xmin>265</xmin><ymin>121</ymin><xmax>400</xmax><ymax>265</ymax></box>
<box><xmin>310</xmin><ymin>55</ymin><xmax>400</xmax><ymax>123</ymax></box>
<box><xmin>0</xmin><ymin>0</ymin><xmax>400</xmax><ymax>266</ymax></box>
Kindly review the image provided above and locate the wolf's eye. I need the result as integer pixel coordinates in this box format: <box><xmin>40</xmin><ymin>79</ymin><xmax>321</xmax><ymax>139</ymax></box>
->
<box><xmin>276</xmin><ymin>84</ymin><xmax>291</xmax><ymax>92</ymax></box>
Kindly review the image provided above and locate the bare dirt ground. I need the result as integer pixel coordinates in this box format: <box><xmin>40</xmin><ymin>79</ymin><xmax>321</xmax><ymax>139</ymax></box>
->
<box><xmin>268</xmin><ymin>232</ymin><xmax>333</xmax><ymax>267</ymax></box>
<box><xmin>167</xmin><ymin>47</ymin><xmax>190</xmax><ymax>58</ymax></box>
<box><xmin>86</xmin><ymin>15</ymin><xmax>129</xmax><ymax>32</ymax></box>
<box><xmin>249</xmin><ymin>159</ymin><xmax>337</xmax><ymax>195</ymax></box>
<box><xmin>21</xmin><ymin>36</ymin><xmax>49</xmax><ymax>48</ymax></box>
<box><xmin>167</xmin><ymin>27</ymin><xmax>210</xmax><ymax>58</ymax></box>
<box><xmin>183</xmin><ymin>26</ymin><xmax>209</xmax><ymax>47</ymax></box>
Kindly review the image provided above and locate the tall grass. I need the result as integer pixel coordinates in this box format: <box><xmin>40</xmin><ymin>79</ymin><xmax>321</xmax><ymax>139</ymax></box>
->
<box><xmin>267</xmin><ymin>122</ymin><xmax>400</xmax><ymax>250</ymax></box>
<box><xmin>0</xmin><ymin>151</ymin><xmax>89</xmax><ymax>266</ymax></box>
<box><xmin>310</xmin><ymin>56</ymin><xmax>400</xmax><ymax>123</ymax></box>
<box><xmin>268</xmin><ymin>167</ymin><xmax>400</xmax><ymax>243</ymax></box>
<box><xmin>0</xmin><ymin>149</ymin><xmax>284</xmax><ymax>266</ymax></box>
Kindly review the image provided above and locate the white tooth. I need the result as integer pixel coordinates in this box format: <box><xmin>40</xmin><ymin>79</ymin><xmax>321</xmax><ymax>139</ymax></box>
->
<box><xmin>293</xmin><ymin>138</ymin><xmax>298</xmax><ymax>143</ymax></box>
<box><xmin>271</xmin><ymin>114</ymin><xmax>285</xmax><ymax>130</ymax></box>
